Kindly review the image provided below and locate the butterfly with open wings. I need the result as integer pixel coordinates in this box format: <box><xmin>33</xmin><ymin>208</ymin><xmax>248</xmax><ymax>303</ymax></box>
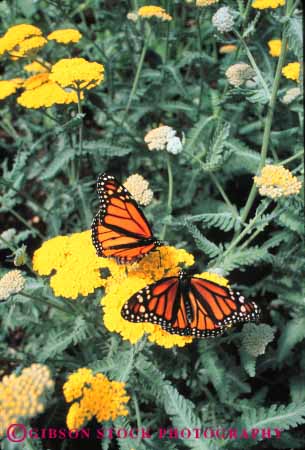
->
<box><xmin>91</xmin><ymin>173</ymin><xmax>162</xmax><ymax>264</ymax></box>
<box><xmin>121</xmin><ymin>270</ymin><xmax>260</xmax><ymax>338</ymax></box>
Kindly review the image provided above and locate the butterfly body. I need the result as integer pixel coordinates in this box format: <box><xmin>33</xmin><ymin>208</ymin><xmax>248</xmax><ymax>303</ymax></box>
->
<box><xmin>121</xmin><ymin>271</ymin><xmax>260</xmax><ymax>338</ymax></box>
<box><xmin>91</xmin><ymin>173</ymin><xmax>162</xmax><ymax>264</ymax></box>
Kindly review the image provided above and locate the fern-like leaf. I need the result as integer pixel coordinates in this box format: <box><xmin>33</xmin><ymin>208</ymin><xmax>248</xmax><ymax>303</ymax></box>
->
<box><xmin>164</xmin><ymin>385</ymin><xmax>212</xmax><ymax>450</ymax></box>
<box><xmin>186</xmin><ymin>222</ymin><xmax>220</xmax><ymax>258</ymax></box>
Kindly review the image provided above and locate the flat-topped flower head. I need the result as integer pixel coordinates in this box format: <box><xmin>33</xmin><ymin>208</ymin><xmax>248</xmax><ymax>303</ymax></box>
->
<box><xmin>144</xmin><ymin>125</ymin><xmax>183</xmax><ymax>154</ymax></box>
<box><xmin>0</xmin><ymin>364</ymin><xmax>54</xmax><ymax>436</ymax></box>
<box><xmin>47</xmin><ymin>29</ymin><xmax>82</xmax><ymax>44</ymax></box>
<box><xmin>212</xmin><ymin>7</ymin><xmax>234</xmax><ymax>33</ymax></box>
<box><xmin>63</xmin><ymin>369</ymin><xmax>129</xmax><ymax>430</ymax></box>
<box><xmin>0</xmin><ymin>23</ymin><xmax>42</xmax><ymax>56</ymax></box>
<box><xmin>282</xmin><ymin>62</ymin><xmax>300</xmax><ymax>81</ymax></box>
<box><xmin>102</xmin><ymin>245</ymin><xmax>195</xmax><ymax>348</ymax></box>
<box><xmin>49</xmin><ymin>58</ymin><xmax>104</xmax><ymax>90</ymax></box>
<box><xmin>268</xmin><ymin>39</ymin><xmax>282</xmax><ymax>57</ymax></box>
<box><xmin>252</xmin><ymin>0</ymin><xmax>285</xmax><ymax>9</ymax></box>
<box><xmin>0</xmin><ymin>78</ymin><xmax>23</xmax><ymax>101</ymax></box>
<box><xmin>138</xmin><ymin>6</ymin><xmax>172</xmax><ymax>21</ymax></box>
<box><xmin>196</xmin><ymin>0</ymin><xmax>219</xmax><ymax>6</ymax></box>
<box><xmin>17</xmin><ymin>79</ymin><xmax>80</xmax><ymax>108</ymax></box>
<box><xmin>10</xmin><ymin>36</ymin><xmax>47</xmax><ymax>59</ymax></box>
<box><xmin>123</xmin><ymin>174</ymin><xmax>154</xmax><ymax>206</ymax></box>
<box><xmin>219</xmin><ymin>44</ymin><xmax>237</xmax><ymax>54</ymax></box>
<box><xmin>254</xmin><ymin>165</ymin><xmax>302</xmax><ymax>199</ymax></box>
<box><xmin>226</xmin><ymin>63</ymin><xmax>256</xmax><ymax>87</ymax></box>
<box><xmin>0</xmin><ymin>270</ymin><xmax>25</xmax><ymax>300</ymax></box>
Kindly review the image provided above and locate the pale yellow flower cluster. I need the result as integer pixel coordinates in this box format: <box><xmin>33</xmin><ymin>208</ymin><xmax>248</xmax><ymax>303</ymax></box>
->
<box><xmin>196</xmin><ymin>0</ymin><xmax>219</xmax><ymax>6</ymax></box>
<box><xmin>63</xmin><ymin>368</ymin><xmax>129</xmax><ymax>430</ymax></box>
<box><xmin>0</xmin><ymin>364</ymin><xmax>54</xmax><ymax>436</ymax></box>
<box><xmin>254</xmin><ymin>165</ymin><xmax>302</xmax><ymax>199</ymax></box>
<box><xmin>0</xmin><ymin>270</ymin><xmax>25</xmax><ymax>300</ymax></box>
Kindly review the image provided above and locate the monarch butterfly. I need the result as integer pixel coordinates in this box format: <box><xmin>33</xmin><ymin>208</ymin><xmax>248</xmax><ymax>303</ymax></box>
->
<box><xmin>91</xmin><ymin>173</ymin><xmax>162</xmax><ymax>264</ymax></box>
<box><xmin>121</xmin><ymin>271</ymin><xmax>260</xmax><ymax>337</ymax></box>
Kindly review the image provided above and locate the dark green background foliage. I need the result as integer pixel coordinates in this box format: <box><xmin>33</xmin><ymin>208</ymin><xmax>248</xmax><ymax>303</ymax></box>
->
<box><xmin>0</xmin><ymin>1</ymin><xmax>304</xmax><ymax>449</ymax></box>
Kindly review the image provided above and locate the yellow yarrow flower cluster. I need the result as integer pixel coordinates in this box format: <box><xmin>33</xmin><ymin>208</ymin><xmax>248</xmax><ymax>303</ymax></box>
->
<box><xmin>268</xmin><ymin>39</ymin><xmax>282</xmax><ymax>57</ymax></box>
<box><xmin>0</xmin><ymin>364</ymin><xmax>54</xmax><ymax>436</ymax></box>
<box><xmin>63</xmin><ymin>368</ymin><xmax>129</xmax><ymax>430</ymax></box>
<box><xmin>33</xmin><ymin>231</ymin><xmax>195</xmax><ymax>347</ymax></box>
<box><xmin>101</xmin><ymin>246</ymin><xmax>195</xmax><ymax>348</ymax></box>
<box><xmin>252</xmin><ymin>0</ymin><xmax>285</xmax><ymax>9</ymax></box>
<box><xmin>10</xmin><ymin>36</ymin><xmax>47</xmax><ymax>59</ymax></box>
<box><xmin>282</xmin><ymin>62</ymin><xmax>300</xmax><ymax>81</ymax></box>
<box><xmin>0</xmin><ymin>78</ymin><xmax>23</xmax><ymax>100</ymax></box>
<box><xmin>17</xmin><ymin>72</ymin><xmax>80</xmax><ymax>109</ymax></box>
<box><xmin>0</xmin><ymin>23</ymin><xmax>43</xmax><ymax>56</ymax></box>
<box><xmin>50</xmin><ymin>58</ymin><xmax>104</xmax><ymax>90</ymax></box>
<box><xmin>254</xmin><ymin>165</ymin><xmax>302</xmax><ymax>199</ymax></box>
<box><xmin>138</xmin><ymin>6</ymin><xmax>172</xmax><ymax>21</ymax></box>
<box><xmin>196</xmin><ymin>0</ymin><xmax>219</xmax><ymax>6</ymax></box>
<box><xmin>47</xmin><ymin>29</ymin><xmax>82</xmax><ymax>44</ymax></box>
<box><xmin>33</xmin><ymin>230</ymin><xmax>121</xmax><ymax>299</ymax></box>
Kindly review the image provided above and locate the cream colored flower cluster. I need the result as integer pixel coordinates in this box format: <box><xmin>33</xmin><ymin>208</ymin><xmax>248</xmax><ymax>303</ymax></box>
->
<box><xmin>144</xmin><ymin>125</ymin><xmax>183</xmax><ymax>154</ymax></box>
<box><xmin>225</xmin><ymin>63</ymin><xmax>256</xmax><ymax>87</ymax></box>
<box><xmin>0</xmin><ymin>270</ymin><xmax>25</xmax><ymax>300</ymax></box>
<box><xmin>124</xmin><ymin>174</ymin><xmax>154</xmax><ymax>206</ymax></box>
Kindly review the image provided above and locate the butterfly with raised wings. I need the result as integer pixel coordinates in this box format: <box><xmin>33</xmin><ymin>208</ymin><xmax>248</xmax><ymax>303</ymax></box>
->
<box><xmin>91</xmin><ymin>173</ymin><xmax>162</xmax><ymax>264</ymax></box>
<box><xmin>121</xmin><ymin>271</ymin><xmax>260</xmax><ymax>337</ymax></box>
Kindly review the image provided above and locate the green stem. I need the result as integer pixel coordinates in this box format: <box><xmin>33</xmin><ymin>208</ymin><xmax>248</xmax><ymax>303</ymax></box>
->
<box><xmin>0</xmin><ymin>235</ymin><xmax>35</xmax><ymax>274</ymax></box>
<box><xmin>132</xmin><ymin>392</ymin><xmax>142</xmax><ymax>446</ymax></box>
<box><xmin>8</xmin><ymin>208</ymin><xmax>45</xmax><ymax>239</ymax></box>
<box><xmin>21</xmin><ymin>291</ymin><xmax>72</xmax><ymax>314</ymax></box>
<box><xmin>278</xmin><ymin>149</ymin><xmax>303</xmax><ymax>166</ymax></box>
<box><xmin>75</xmin><ymin>86</ymin><xmax>84</xmax><ymax>181</ymax></box>
<box><xmin>160</xmin><ymin>154</ymin><xmax>173</xmax><ymax>240</ymax></box>
<box><xmin>196</xmin><ymin>9</ymin><xmax>205</xmax><ymax>119</ymax></box>
<box><xmin>234</xmin><ymin>29</ymin><xmax>270</xmax><ymax>99</ymax></box>
<box><xmin>208</xmin><ymin>172</ymin><xmax>239</xmax><ymax>221</ymax></box>
<box><xmin>0</xmin><ymin>178</ymin><xmax>50</xmax><ymax>215</ymax></box>
<box><xmin>220</xmin><ymin>200</ymin><xmax>271</xmax><ymax>260</ymax></box>
<box><xmin>185</xmin><ymin>150</ymin><xmax>238</xmax><ymax>220</ymax></box>
<box><xmin>242</xmin><ymin>0</ymin><xmax>252</xmax><ymax>24</ymax></box>
<box><xmin>124</xmin><ymin>29</ymin><xmax>151</xmax><ymax>118</ymax></box>
<box><xmin>239</xmin><ymin>11</ymin><xmax>290</xmax><ymax>225</ymax></box>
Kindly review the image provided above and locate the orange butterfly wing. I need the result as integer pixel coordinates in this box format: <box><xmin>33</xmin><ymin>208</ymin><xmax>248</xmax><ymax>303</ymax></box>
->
<box><xmin>91</xmin><ymin>173</ymin><xmax>160</xmax><ymax>264</ymax></box>
<box><xmin>121</xmin><ymin>273</ymin><xmax>260</xmax><ymax>338</ymax></box>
